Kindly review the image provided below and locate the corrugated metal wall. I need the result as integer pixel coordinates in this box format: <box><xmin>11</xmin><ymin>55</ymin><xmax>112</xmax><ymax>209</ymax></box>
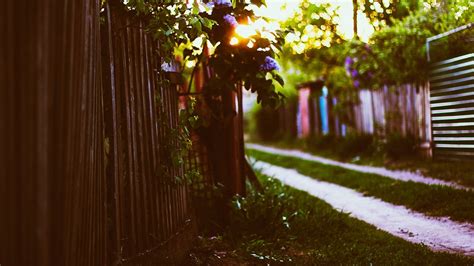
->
<box><xmin>429</xmin><ymin>53</ymin><xmax>474</xmax><ymax>159</ymax></box>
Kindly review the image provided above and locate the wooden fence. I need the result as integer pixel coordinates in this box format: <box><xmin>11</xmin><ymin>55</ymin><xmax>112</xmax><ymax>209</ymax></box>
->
<box><xmin>102</xmin><ymin>2</ymin><xmax>196</xmax><ymax>264</ymax></box>
<box><xmin>1</xmin><ymin>0</ymin><xmax>196</xmax><ymax>265</ymax></box>
<box><xmin>291</xmin><ymin>83</ymin><xmax>432</xmax><ymax>153</ymax></box>
<box><xmin>1</xmin><ymin>1</ymin><xmax>107</xmax><ymax>265</ymax></box>
<box><xmin>352</xmin><ymin>84</ymin><xmax>432</xmax><ymax>145</ymax></box>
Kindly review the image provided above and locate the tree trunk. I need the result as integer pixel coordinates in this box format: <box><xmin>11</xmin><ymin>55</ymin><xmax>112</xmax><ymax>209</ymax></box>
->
<box><xmin>353</xmin><ymin>0</ymin><xmax>359</xmax><ymax>39</ymax></box>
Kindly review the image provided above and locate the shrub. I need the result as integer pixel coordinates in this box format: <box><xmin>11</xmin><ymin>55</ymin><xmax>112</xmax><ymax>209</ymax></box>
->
<box><xmin>229</xmin><ymin>177</ymin><xmax>300</xmax><ymax>239</ymax></box>
<box><xmin>305</xmin><ymin>134</ymin><xmax>337</xmax><ymax>151</ymax></box>
<box><xmin>335</xmin><ymin>133</ymin><xmax>375</xmax><ymax>159</ymax></box>
<box><xmin>254</xmin><ymin>106</ymin><xmax>281</xmax><ymax>141</ymax></box>
<box><xmin>383</xmin><ymin>133</ymin><xmax>419</xmax><ymax>160</ymax></box>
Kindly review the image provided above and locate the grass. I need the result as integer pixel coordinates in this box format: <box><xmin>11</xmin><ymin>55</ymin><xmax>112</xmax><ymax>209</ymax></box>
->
<box><xmin>247</xmin><ymin>149</ymin><xmax>474</xmax><ymax>223</ymax></box>
<box><xmin>255</xmin><ymin>139</ymin><xmax>474</xmax><ymax>188</ymax></box>
<box><xmin>386</xmin><ymin>160</ymin><xmax>474</xmax><ymax>188</ymax></box>
<box><xmin>185</xmin><ymin>173</ymin><xmax>474</xmax><ymax>265</ymax></box>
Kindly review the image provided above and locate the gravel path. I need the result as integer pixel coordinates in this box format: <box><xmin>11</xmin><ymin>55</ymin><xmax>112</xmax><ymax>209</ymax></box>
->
<box><xmin>252</xmin><ymin>160</ymin><xmax>474</xmax><ymax>256</ymax></box>
<box><xmin>247</xmin><ymin>143</ymin><xmax>469</xmax><ymax>190</ymax></box>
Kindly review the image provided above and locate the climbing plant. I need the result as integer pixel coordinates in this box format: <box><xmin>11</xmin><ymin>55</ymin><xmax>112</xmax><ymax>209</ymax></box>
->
<box><xmin>198</xmin><ymin>0</ymin><xmax>286</xmax><ymax>108</ymax></box>
<box><xmin>117</xmin><ymin>0</ymin><xmax>286</xmax><ymax>184</ymax></box>
<box><xmin>124</xmin><ymin>0</ymin><xmax>285</xmax><ymax>108</ymax></box>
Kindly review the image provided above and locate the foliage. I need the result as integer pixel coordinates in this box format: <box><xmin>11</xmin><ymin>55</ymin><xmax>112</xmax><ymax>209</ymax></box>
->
<box><xmin>117</xmin><ymin>0</ymin><xmax>288</xmax><ymax>188</ymax></box>
<box><xmin>383</xmin><ymin>133</ymin><xmax>418</xmax><ymax>160</ymax></box>
<box><xmin>152</xmin><ymin>94</ymin><xmax>194</xmax><ymax>184</ymax></box>
<box><xmin>253</xmin><ymin>106</ymin><xmax>281</xmax><ymax>141</ymax></box>
<box><xmin>358</xmin><ymin>0</ymin><xmax>420</xmax><ymax>30</ymax></box>
<box><xmin>279</xmin><ymin>0</ymin><xmax>345</xmax><ymax>82</ymax></box>
<box><xmin>124</xmin><ymin>0</ymin><xmax>216</xmax><ymax>63</ymax></box>
<box><xmin>199</xmin><ymin>0</ymin><xmax>286</xmax><ymax>108</ymax></box>
<box><xmin>343</xmin><ymin>0</ymin><xmax>473</xmax><ymax>88</ymax></box>
<box><xmin>304</xmin><ymin>133</ymin><xmax>375</xmax><ymax>160</ymax></box>
<box><xmin>277</xmin><ymin>1</ymin><xmax>362</xmax><ymax>117</ymax></box>
<box><xmin>279</xmin><ymin>0</ymin><xmax>473</xmax><ymax>95</ymax></box>
<box><xmin>281</xmin><ymin>0</ymin><xmax>344</xmax><ymax>54</ymax></box>
<box><xmin>357</xmin><ymin>11</ymin><xmax>434</xmax><ymax>87</ymax></box>
<box><xmin>336</xmin><ymin>133</ymin><xmax>375</xmax><ymax>159</ymax></box>
<box><xmin>122</xmin><ymin>0</ymin><xmax>286</xmax><ymax>107</ymax></box>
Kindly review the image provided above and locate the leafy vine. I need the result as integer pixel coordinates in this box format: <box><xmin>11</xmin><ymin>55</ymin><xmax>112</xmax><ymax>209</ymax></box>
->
<box><xmin>116</xmin><ymin>0</ymin><xmax>287</xmax><ymax>184</ymax></box>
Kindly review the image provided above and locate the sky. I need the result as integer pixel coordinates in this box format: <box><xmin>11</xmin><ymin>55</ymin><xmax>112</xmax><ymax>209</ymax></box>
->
<box><xmin>253</xmin><ymin>0</ymin><xmax>375</xmax><ymax>42</ymax></box>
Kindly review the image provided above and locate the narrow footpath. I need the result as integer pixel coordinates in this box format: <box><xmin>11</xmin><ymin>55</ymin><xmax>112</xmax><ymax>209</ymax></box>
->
<box><xmin>247</xmin><ymin>143</ymin><xmax>469</xmax><ymax>190</ymax></box>
<box><xmin>252</xmin><ymin>160</ymin><xmax>474</xmax><ymax>256</ymax></box>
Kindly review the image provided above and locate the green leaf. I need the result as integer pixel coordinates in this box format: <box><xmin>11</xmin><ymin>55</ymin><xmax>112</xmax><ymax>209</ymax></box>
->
<box><xmin>250</xmin><ymin>0</ymin><xmax>266</xmax><ymax>7</ymax></box>
<box><xmin>200</xmin><ymin>17</ymin><xmax>217</xmax><ymax>29</ymax></box>
<box><xmin>273</xmin><ymin>74</ymin><xmax>285</xmax><ymax>86</ymax></box>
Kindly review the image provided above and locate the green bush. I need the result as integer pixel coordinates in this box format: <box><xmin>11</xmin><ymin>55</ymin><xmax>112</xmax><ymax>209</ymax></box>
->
<box><xmin>304</xmin><ymin>133</ymin><xmax>375</xmax><ymax>160</ymax></box>
<box><xmin>383</xmin><ymin>133</ymin><xmax>419</xmax><ymax>160</ymax></box>
<box><xmin>335</xmin><ymin>133</ymin><xmax>375</xmax><ymax>159</ymax></box>
<box><xmin>305</xmin><ymin>134</ymin><xmax>337</xmax><ymax>151</ymax></box>
<box><xmin>254</xmin><ymin>106</ymin><xmax>281</xmax><ymax>141</ymax></box>
<box><xmin>229</xmin><ymin>178</ymin><xmax>300</xmax><ymax>239</ymax></box>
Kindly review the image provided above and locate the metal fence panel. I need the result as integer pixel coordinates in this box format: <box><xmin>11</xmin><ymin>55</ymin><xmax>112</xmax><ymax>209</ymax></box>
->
<box><xmin>429</xmin><ymin>53</ymin><xmax>474</xmax><ymax>159</ymax></box>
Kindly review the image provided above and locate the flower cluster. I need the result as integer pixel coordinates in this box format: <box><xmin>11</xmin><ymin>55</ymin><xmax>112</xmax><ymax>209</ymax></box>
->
<box><xmin>344</xmin><ymin>43</ymin><xmax>377</xmax><ymax>89</ymax></box>
<box><xmin>209</xmin><ymin>0</ymin><xmax>232</xmax><ymax>8</ymax></box>
<box><xmin>223</xmin><ymin>14</ymin><xmax>238</xmax><ymax>27</ymax></box>
<box><xmin>199</xmin><ymin>0</ymin><xmax>285</xmax><ymax>107</ymax></box>
<box><xmin>260</xmin><ymin>56</ymin><xmax>280</xmax><ymax>72</ymax></box>
<box><xmin>344</xmin><ymin>56</ymin><xmax>360</xmax><ymax>88</ymax></box>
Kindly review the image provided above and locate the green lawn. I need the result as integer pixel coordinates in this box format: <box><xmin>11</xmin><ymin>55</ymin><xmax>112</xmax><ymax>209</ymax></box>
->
<box><xmin>247</xmin><ymin>149</ymin><xmax>474</xmax><ymax>223</ymax></box>
<box><xmin>256</xmin><ymin>140</ymin><xmax>474</xmax><ymax>188</ymax></box>
<box><xmin>186</xmin><ymin>173</ymin><xmax>474</xmax><ymax>265</ymax></box>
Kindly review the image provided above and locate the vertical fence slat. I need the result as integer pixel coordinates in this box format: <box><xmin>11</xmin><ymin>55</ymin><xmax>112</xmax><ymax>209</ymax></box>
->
<box><xmin>101</xmin><ymin>3</ymin><xmax>197</xmax><ymax>264</ymax></box>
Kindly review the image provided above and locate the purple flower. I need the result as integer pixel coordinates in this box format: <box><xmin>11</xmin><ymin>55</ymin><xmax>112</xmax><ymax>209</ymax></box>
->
<box><xmin>353</xmin><ymin>80</ymin><xmax>360</xmax><ymax>88</ymax></box>
<box><xmin>213</xmin><ymin>0</ymin><xmax>232</xmax><ymax>7</ymax></box>
<box><xmin>344</xmin><ymin>56</ymin><xmax>353</xmax><ymax>67</ymax></box>
<box><xmin>260</xmin><ymin>56</ymin><xmax>280</xmax><ymax>72</ymax></box>
<box><xmin>206</xmin><ymin>2</ymin><xmax>215</xmax><ymax>8</ymax></box>
<box><xmin>344</xmin><ymin>56</ymin><xmax>353</xmax><ymax>73</ymax></box>
<box><xmin>351</xmin><ymin>69</ymin><xmax>358</xmax><ymax>77</ymax></box>
<box><xmin>223</xmin><ymin>14</ymin><xmax>238</xmax><ymax>27</ymax></box>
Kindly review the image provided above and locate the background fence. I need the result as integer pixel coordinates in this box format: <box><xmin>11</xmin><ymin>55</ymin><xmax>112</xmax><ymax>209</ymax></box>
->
<box><xmin>352</xmin><ymin>84</ymin><xmax>432</xmax><ymax>145</ymax></box>
<box><xmin>1</xmin><ymin>0</ymin><xmax>196</xmax><ymax>265</ymax></box>
<box><xmin>261</xmin><ymin>83</ymin><xmax>433</xmax><ymax>155</ymax></box>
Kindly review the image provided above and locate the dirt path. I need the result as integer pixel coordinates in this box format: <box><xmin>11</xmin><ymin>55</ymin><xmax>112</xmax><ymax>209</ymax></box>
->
<box><xmin>252</xmin><ymin>160</ymin><xmax>474</xmax><ymax>256</ymax></box>
<box><xmin>247</xmin><ymin>143</ymin><xmax>469</xmax><ymax>190</ymax></box>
